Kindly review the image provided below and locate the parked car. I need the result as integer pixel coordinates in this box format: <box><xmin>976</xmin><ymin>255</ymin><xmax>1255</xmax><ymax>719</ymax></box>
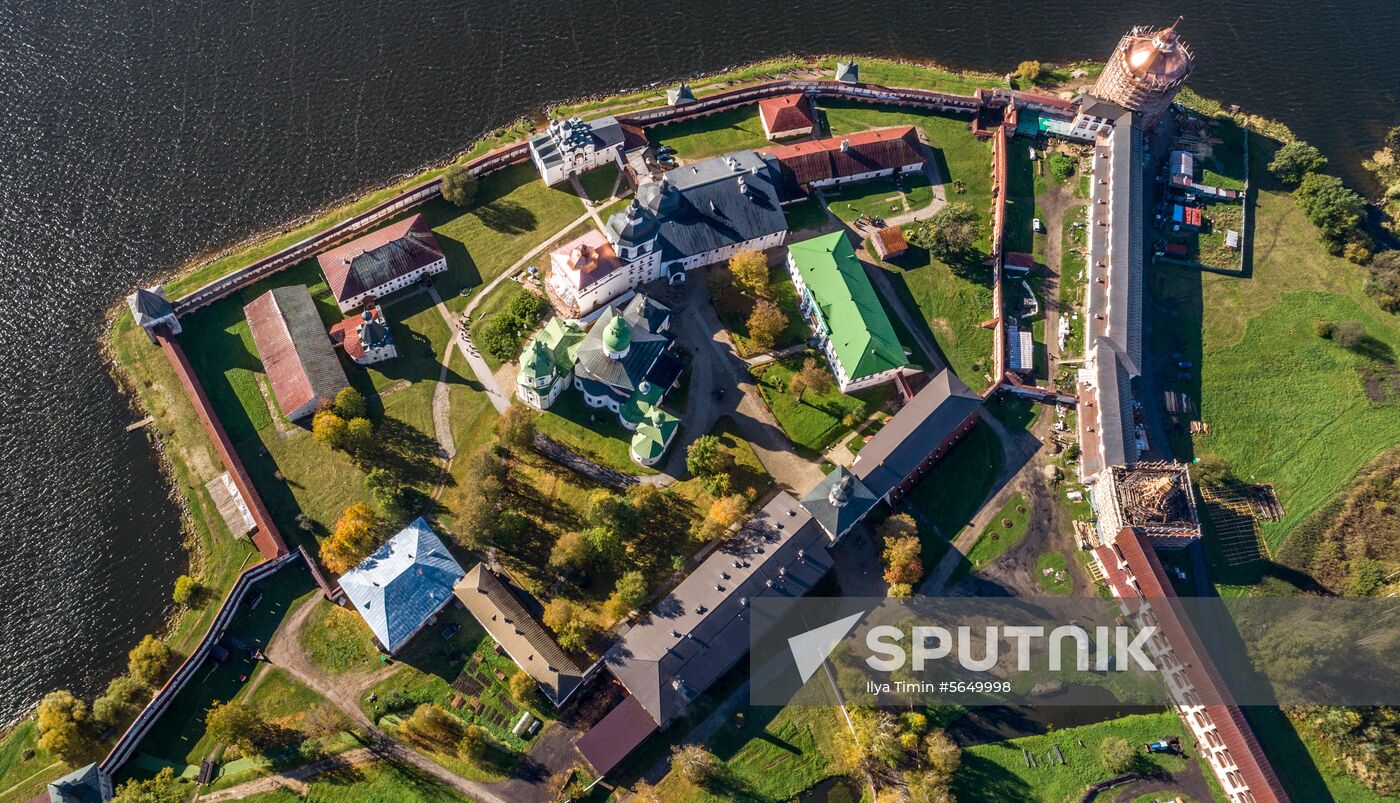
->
<box><xmin>1033</xmin><ymin>218</ymin><xmax>1044</xmax><ymax>233</ymax></box>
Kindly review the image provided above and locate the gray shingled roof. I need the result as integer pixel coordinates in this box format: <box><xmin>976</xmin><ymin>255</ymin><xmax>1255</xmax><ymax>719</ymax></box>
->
<box><xmin>573</xmin><ymin>302</ymin><xmax>671</xmax><ymax>394</ymax></box>
<box><xmin>128</xmin><ymin>287</ymin><xmax>173</xmax><ymax>326</ymax></box>
<box><xmin>1107</xmin><ymin>115</ymin><xmax>1145</xmax><ymax>376</ymax></box>
<box><xmin>851</xmin><ymin>369</ymin><xmax>983</xmax><ymax>499</ymax></box>
<box><xmin>607</xmin><ymin>151</ymin><xmax>787</xmax><ymax>264</ymax></box>
<box><xmin>456</xmin><ymin>564</ymin><xmax>585</xmax><ymax>706</ymax></box>
<box><xmin>47</xmin><ymin>763</ymin><xmax>107</xmax><ymax>803</ymax></box>
<box><xmin>1093</xmin><ymin>338</ymin><xmax>1140</xmax><ymax>469</ymax></box>
<box><xmin>604</xmin><ymin>492</ymin><xmax>833</xmax><ymax>726</ymax></box>
<box><xmin>801</xmin><ymin>466</ymin><xmax>880</xmax><ymax>541</ymax></box>
<box><xmin>530</xmin><ymin>116</ymin><xmax>625</xmax><ymax>169</ymax></box>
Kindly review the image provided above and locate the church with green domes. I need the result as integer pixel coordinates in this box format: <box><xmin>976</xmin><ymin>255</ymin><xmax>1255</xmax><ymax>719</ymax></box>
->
<box><xmin>516</xmin><ymin>293</ymin><xmax>684</xmax><ymax>466</ymax></box>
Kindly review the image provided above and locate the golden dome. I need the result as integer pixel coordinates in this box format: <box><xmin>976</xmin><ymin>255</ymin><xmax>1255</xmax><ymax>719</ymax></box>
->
<box><xmin>1122</xmin><ymin>20</ymin><xmax>1192</xmax><ymax>84</ymax></box>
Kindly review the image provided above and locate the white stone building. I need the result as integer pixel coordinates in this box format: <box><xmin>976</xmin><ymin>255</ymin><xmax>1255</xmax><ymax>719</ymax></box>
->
<box><xmin>317</xmin><ymin>214</ymin><xmax>447</xmax><ymax>312</ymax></box>
<box><xmin>528</xmin><ymin>116</ymin><xmax>626</xmax><ymax>186</ymax></box>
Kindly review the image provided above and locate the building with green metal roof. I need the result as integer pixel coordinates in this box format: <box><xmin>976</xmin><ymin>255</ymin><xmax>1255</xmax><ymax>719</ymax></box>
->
<box><xmin>786</xmin><ymin>231</ymin><xmax>910</xmax><ymax>393</ymax></box>
<box><xmin>516</xmin><ymin>316</ymin><xmax>585</xmax><ymax>409</ymax></box>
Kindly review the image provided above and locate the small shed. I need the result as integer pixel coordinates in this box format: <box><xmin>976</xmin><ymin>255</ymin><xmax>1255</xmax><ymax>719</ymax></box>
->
<box><xmin>871</xmin><ymin>226</ymin><xmax>908</xmax><ymax>261</ymax></box>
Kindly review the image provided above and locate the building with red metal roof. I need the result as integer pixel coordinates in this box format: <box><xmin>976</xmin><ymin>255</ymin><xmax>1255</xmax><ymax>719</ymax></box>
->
<box><xmin>317</xmin><ymin>214</ymin><xmax>447</xmax><ymax>312</ymax></box>
<box><xmin>760</xmin><ymin>126</ymin><xmax>925</xmax><ymax>200</ymax></box>
<box><xmin>244</xmin><ymin>285</ymin><xmax>350</xmax><ymax>422</ymax></box>
<box><xmin>757</xmin><ymin>93</ymin><xmax>815</xmax><ymax>140</ymax></box>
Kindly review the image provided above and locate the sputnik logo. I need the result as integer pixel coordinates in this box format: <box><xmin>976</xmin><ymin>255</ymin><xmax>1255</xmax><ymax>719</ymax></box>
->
<box><xmin>787</xmin><ymin>612</ymin><xmax>865</xmax><ymax>682</ymax></box>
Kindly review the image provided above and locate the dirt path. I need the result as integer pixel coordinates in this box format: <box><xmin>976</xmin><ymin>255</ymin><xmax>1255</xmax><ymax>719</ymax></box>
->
<box><xmin>1036</xmin><ymin>181</ymin><xmax>1082</xmax><ymax>373</ymax></box>
<box><xmin>196</xmin><ymin>747</ymin><xmax>380</xmax><ymax>801</ymax></box>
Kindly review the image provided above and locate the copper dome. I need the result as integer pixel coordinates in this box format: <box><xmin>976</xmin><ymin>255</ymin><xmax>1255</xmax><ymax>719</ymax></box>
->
<box><xmin>1122</xmin><ymin>20</ymin><xmax>1192</xmax><ymax>84</ymax></box>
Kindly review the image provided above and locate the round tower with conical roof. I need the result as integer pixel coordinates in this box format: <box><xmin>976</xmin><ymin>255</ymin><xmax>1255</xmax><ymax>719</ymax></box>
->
<box><xmin>1092</xmin><ymin>19</ymin><xmax>1194</xmax><ymax>126</ymax></box>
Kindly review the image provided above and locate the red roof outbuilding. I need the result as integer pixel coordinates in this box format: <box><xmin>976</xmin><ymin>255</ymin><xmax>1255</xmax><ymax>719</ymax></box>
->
<box><xmin>760</xmin><ymin>127</ymin><xmax>924</xmax><ymax>198</ymax></box>
<box><xmin>758</xmin><ymin>94</ymin><xmax>815</xmax><ymax>140</ymax></box>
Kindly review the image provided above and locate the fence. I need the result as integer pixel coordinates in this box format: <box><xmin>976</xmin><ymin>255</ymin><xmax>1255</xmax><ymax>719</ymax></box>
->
<box><xmin>100</xmin><ymin>551</ymin><xmax>301</xmax><ymax>776</ymax></box>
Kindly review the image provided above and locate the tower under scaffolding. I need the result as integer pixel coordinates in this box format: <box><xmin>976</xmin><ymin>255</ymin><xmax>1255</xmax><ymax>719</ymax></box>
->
<box><xmin>1090</xmin><ymin>461</ymin><xmax>1201</xmax><ymax>548</ymax></box>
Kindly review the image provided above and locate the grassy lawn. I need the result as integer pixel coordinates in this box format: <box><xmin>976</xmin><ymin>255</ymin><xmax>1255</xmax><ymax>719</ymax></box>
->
<box><xmin>752</xmin><ymin>352</ymin><xmax>891</xmax><ymax>454</ymax></box>
<box><xmin>816</xmin><ymin>57</ymin><xmax>1005</xmax><ymax>95</ymax></box>
<box><xmin>954</xmin><ymin>493</ymin><xmax>1030</xmax><ymax>580</ymax></box>
<box><xmin>654</xmin><ymin>683</ymin><xmax>852</xmax><ymax>802</ymax></box>
<box><xmin>0</xmin><ymin>721</ymin><xmax>62</xmax><ymax>803</ymax></box>
<box><xmin>1003</xmin><ymin>138</ymin><xmax>1046</xmax><ymax>255</ymax></box>
<box><xmin>577</xmin><ymin>163</ymin><xmax>620</xmax><ymax>203</ymax></box>
<box><xmin>127</xmin><ymin>566</ymin><xmax>317</xmax><ymax>771</ymax></box>
<box><xmin>871</xmin><ymin>249</ymin><xmax>995</xmax><ymax>392</ymax></box>
<box><xmin>1058</xmin><ymin>207</ymin><xmax>1088</xmax><ymax>360</ymax></box>
<box><xmin>671</xmin><ymin>416</ymin><xmax>774</xmax><ymax>506</ymax></box>
<box><xmin>647</xmin><ymin>106</ymin><xmax>770</xmax><ymax>162</ymax></box>
<box><xmin>466</xmin><ymin>279</ymin><xmax>538</xmax><ymax>371</ymax></box>
<box><xmin>535</xmin><ymin>388</ymin><xmax>660</xmax><ymax>475</ymax></box>
<box><xmin>708</xmin><ymin>264</ymin><xmax>809</xmax><ymax>357</ymax></box>
<box><xmin>1151</xmin><ymin>180</ymin><xmax>1400</xmax><ymax>559</ymax></box>
<box><xmin>1034</xmin><ymin>551</ymin><xmax>1074</xmax><ymax>594</ymax></box>
<box><xmin>300</xmin><ymin>598</ymin><xmax>384</xmax><ymax>675</ymax></box>
<box><xmin>238</xmin><ymin>758</ymin><xmax>467</xmax><ymax>803</ymax></box>
<box><xmin>952</xmin><ymin>711</ymin><xmax>1189</xmax><ymax>802</ymax></box>
<box><xmin>824</xmin><ymin>176</ymin><xmax>927</xmax><ymax>223</ymax></box>
<box><xmin>1244</xmin><ymin>707</ymin><xmax>1400</xmax><ymax>802</ymax></box>
<box><xmin>784</xmin><ymin>199</ymin><xmax>832</xmax><ymax>233</ymax></box>
<box><xmin>821</xmin><ymin>102</ymin><xmax>993</xmax><ymax>205</ymax></box>
<box><xmin>905</xmin><ymin>421</ymin><xmax>1003</xmax><ymax>566</ymax></box>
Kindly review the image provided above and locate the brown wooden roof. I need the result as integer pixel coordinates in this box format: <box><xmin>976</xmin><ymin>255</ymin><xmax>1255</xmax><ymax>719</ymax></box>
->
<box><xmin>758</xmin><ymin>93</ymin><xmax>814</xmax><ymax>136</ymax></box>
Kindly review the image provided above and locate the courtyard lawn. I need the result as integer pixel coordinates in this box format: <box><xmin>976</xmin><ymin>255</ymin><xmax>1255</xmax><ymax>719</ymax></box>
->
<box><xmin>1058</xmin><ymin>207</ymin><xmax>1088</xmax><ymax>360</ymax></box>
<box><xmin>951</xmin><ymin>712</ymin><xmax>1189</xmax><ymax>802</ymax></box>
<box><xmin>752</xmin><ymin>352</ymin><xmax>892</xmax><ymax>455</ymax></box>
<box><xmin>577</xmin><ymin>163</ymin><xmax>620</xmax><ymax>203</ymax></box>
<box><xmin>708</xmin><ymin>263</ymin><xmax>809</xmax><ymax>357</ymax></box>
<box><xmin>466</xmin><ymin>279</ymin><xmax>539</xmax><ymax>371</ymax></box>
<box><xmin>238</xmin><ymin>759</ymin><xmax>465</xmax><ymax>803</ymax></box>
<box><xmin>654</xmin><ymin>681</ymin><xmax>852</xmax><ymax>802</ymax></box>
<box><xmin>647</xmin><ymin>106</ymin><xmax>770</xmax><ymax>161</ymax></box>
<box><xmin>905</xmin><ymin>421</ymin><xmax>1003</xmax><ymax>566</ymax></box>
<box><xmin>821</xmin><ymin>101</ymin><xmax>994</xmax><ymax>206</ymax></box>
<box><xmin>783</xmin><ymin>199</ymin><xmax>833</xmax><ymax>233</ymax></box>
<box><xmin>300</xmin><ymin>598</ymin><xmax>383</xmax><ymax>675</ymax></box>
<box><xmin>534</xmin><ymin>388</ymin><xmax>660</xmax><ymax>476</ymax></box>
<box><xmin>1151</xmin><ymin>178</ymin><xmax>1400</xmax><ymax>559</ymax></box>
<box><xmin>823</xmin><ymin>176</ymin><xmax>930</xmax><ymax>223</ymax></box>
<box><xmin>954</xmin><ymin>493</ymin><xmax>1031</xmax><ymax>580</ymax></box>
<box><xmin>816</xmin><ymin>57</ymin><xmax>1005</xmax><ymax>95</ymax></box>
<box><xmin>871</xmin><ymin>248</ymin><xmax>996</xmax><ymax>392</ymax></box>
<box><xmin>1034</xmin><ymin>551</ymin><xmax>1074</xmax><ymax>594</ymax></box>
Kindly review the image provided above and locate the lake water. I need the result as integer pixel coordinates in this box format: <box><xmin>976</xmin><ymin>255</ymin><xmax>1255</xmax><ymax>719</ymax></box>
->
<box><xmin>1</xmin><ymin>0</ymin><xmax>1397</xmax><ymax>726</ymax></box>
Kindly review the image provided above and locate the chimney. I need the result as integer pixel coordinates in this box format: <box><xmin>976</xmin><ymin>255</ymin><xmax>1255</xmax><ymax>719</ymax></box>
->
<box><xmin>840</xmin><ymin>140</ymin><xmax>851</xmax><ymax>152</ymax></box>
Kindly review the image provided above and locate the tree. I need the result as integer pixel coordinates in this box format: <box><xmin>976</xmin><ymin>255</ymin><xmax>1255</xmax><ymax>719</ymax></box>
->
<box><xmin>729</xmin><ymin>250</ymin><xmax>770</xmax><ymax>296</ymax></box>
<box><xmin>671</xmin><ymin>744</ymin><xmax>717</xmax><ymax>785</ymax></box>
<box><xmin>205</xmin><ymin>700</ymin><xmax>266</xmax><ymax>752</ymax></box>
<box><xmin>883</xmin><ymin>534</ymin><xmax>924</xmax><ymax>587</ymax></box>
<box><xmin>401</xmin><ymin>703</ymin><xmax>463</xmax><ymax>750</ymax></box>
<box><xmin>696</xmin><ymin>494</ymin><xmax>746</xmax><ymax>541</ymax></box>
<box><xmin>580</xmin><ymin>525</ymin><xmax>624</xmax><ymax>566</ymax></box>
<box><xmin>905</xmin><ymin>769</ymin><xmax>955</xmax><ymax>803</ymax></box>
<box><xmin>365</xmin><ymin>467</ymin><xmax>409</xmax><ymax>515</ymax></box>
<box><xmin>1099</xmin><ymin>736</ymin><xmax>1137</xmax><ymax>774</ymax></box>
<box><xmin>343</xmin><ymin>416</ymin><xmax>374</xmax><ymax>456</ymax></box>
<box><xmin>128</xmin><ymin>635</ymin><xmax>171</xmax><ymax>687</ymax></box>
<box><xmin>613</xmin><ymin>570</ymin><xmax>649</xmax><ymax>611</ymax></box>
<box><xmin>312</xmin><ymin>409</ymin><xmax>349</xmax><ymax>450</ymax></box>
<box><xmin>496</xmin><ymin>403</ymin><xmax>539</xmax><ymax>452</ymax></box>
<box><xmin>1015</xmin><ymin>60</ymin><xmax>1043</xmax><ymax>82</ymax></box>
<box><xmin>543</xmin><ymin>599</ymin><xmax>597</xmax><ymax>652</ymax></box>
<box><xmin>1269</xmin><ymin>140</ymin><xmax>1328</xmax><ymax>185</ymax></box>
<box><xmin>441</xmin><ymin>164</ymin><xmax>480</xmax><ymax>207</ymax></box>
<box><xmin>112</xmin><ymin>767</ymin><xmax>184</xmax><ymax>803</ymax></box>
<box><xmin>589</xmin><ymin>491</ymin><xmax>639</xmax><ymax>538</ymax></box>
<box><xmin>789</xmin><ymin>357</ymin><xmax>833</xmax><ymax>403</ymax></box>
<box><xmin>172</xmin><ymin>574</ymin><xmax>200</xmax><ymax>606</ymax></box>
<box><xmin>878</xmin><ymin>513</ymin><xmax>919</xmax><ymax>542</ymax></box>
<box><xmin>508</xmin><ymin>670</ymin><xmax>540</xmax><ymax>707</ymax></box>
<box><xmin>923</xmin><ymin>729</ymin><xmax>961</xmax><ymax>777</ymax></box>
<box><xmin>332</xmin><ymin>387</ymin><xmax>367</xmax><ymax>420</ymax></box>
<box><xmin>457</xmin><ymin>724</ymin><xmax>488</xmax><ymax>763</ymax></box>
<box><xmin>1048</xmin><ymin>153</ymin><xmax>1075</xmax><ymax>183</ymax></box>
<box><xmin>909</xmin><ymin>202</ymin><xmax>980</xmax><ymax>258</ymax></box>
<box><xmin>320</xmin><ymin>502</ymin><xmax>383</xmax><ymax>573</ymax></box>
<box><xmin>1295</xmin><ymin>173</ymin><xmax>1365</xmax><ymax>243</ymax></box>
<box><xmin>849</xmin><ymin>708</ymin><xmax>902</xmax><ymax>769</ymax></box>
<box><xmin>453</xmin><ymin>448</ymin><xmax>507</xmax><ymax>548</ymax></box>
<box><xmin>1386</xmin><ymin>125</ymin><xmax>1400</xmax><ymax>158</ymax></box>
<box><xmin>549</xmin><ymin>530</ymin><xmax>590</xmax><ymax>572</ymax></box>
<box><xmin>746</xmin><ymin>299</ymin><xmax>787</xmax><ymax>352</ymax></box>
<box><xmin>301</xmin><ymin>704</ymin><xmax>350</xmax><ymax>739</ymax></box>
<box><xmin>686</xmin><ymin>435</ymin><xmax>731</xmax><ymax>478</ymax></box>
<box><xmin>36</xmin><ymin>690</ymin><xmax>91</xmax><ymax>763</ymax></box>
<box><xmin>93</xmin><ymin>675</ymin><xmax>148</xmax><ymax>728</ymax></box>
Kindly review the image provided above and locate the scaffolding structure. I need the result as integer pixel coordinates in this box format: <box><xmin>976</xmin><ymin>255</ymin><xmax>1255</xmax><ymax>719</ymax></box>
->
<box><xmin>1092</xmin><ymin>461</ymin><xmax>1201</xmax><ymax>548</ymax></box>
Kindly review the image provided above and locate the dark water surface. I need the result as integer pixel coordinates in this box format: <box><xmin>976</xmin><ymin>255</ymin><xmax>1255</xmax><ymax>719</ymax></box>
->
<box><xmin>1</xmin><ymin>0</ymin><xmax>1397</xmax><ymax>725</ymax></box>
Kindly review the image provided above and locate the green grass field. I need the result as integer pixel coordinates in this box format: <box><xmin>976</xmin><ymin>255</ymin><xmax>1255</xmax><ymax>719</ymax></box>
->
<box><xmin>954</xmin><ymin>493</ymin><xmax>1031</xmax><ymax>580</ymax></box>
<box><xmin>816</xmin><ymin>57</ymin><xmax>1005</xmax><ymax>95</ymax></box>
<box><xmin>871</xmin><ymin>252</ymin><xmax>995</xmax><ymax>392</ymax></box>
<box><xmin>1034</xmin><ymin>552</ymin><xmax>1074</xmax><ymax>594</ymax></box>
<box><xmin>783</xmin><ymin>199</ymin><xmax>833</xmax><ymax>233</ymax></box>
<box><xmin>647</xmin><ymin>106</ymin><xmax>770</xmax><ymax>161</ymax></box>
<box><xmin>534</xmin><ymin>388</ymin><xmax>660</xmax><ymax>475</ymax></box>
<box><xmin>300</xmin><ymin>599</ymin><xmax>383</xmax><ymax>675</ymax></box>
<box><xmin>905</xmin><ymin>421</ymin><xmax>1003</xmax><ymax>566</ymax></box>
<box><xmin>952</xmin><ymin>712</ymin><xmax>1189</xmax><ymax>802</ymax></box>
<box><xmin>577</xmin><ymin>163</ymin><xmax>620</xmax><ymax>203</ymax></box>
<box><xmin>824</xmin><ymin>175</ymin><xmax>932</xmax><ymax>223</ymax></box>
<box><xmin>1152</xmin><ymin>186</ymin><xmax>1400</xmax><ymax>558</ymax></box>
<box><xmin>752</xmin><ymin>353</ymin><xmax>891</xmax><ymax>454</ymax></box>
<box><xmin>239</xmin><ymin>759</ymin><xmax>465</xmax><ymax>803</ymax></box>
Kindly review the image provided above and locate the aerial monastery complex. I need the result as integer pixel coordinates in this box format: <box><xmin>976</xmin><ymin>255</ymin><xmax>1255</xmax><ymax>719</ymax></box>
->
<box><xmin>101</xmin><ymin>18</ymin><xmax>1314</xmax><ymax>803</ymax></box>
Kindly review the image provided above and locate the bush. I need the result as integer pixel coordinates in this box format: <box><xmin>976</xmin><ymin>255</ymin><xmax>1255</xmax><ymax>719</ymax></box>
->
<box><xmin>1314</xmin><ymin>319</ymin><xmax>1336</xmax><ymax>339</ymax></box>
<box><xmin>1099</xmin><ymin>735</ymin><xmax>1137</xmax><ymax>774</ymax></box>
<box><xmin>508</xmin><ymin>671</ymin><xmax>540</xmax><ymax>707</ymax></box>
<box><xmin>1048</xmin><ymin>153</ymin><xmax>1075</xmax><ymax>183</ymax></box>
<box><xmin>480</xmin><ymin>292</ymin><xmax>551</xmax><ymax>361</ymax></box>
<box><xmin>1269</xmin><ymin>140</ymin><xmax>1328</xmax><ymax>185</ymax></box>
<box><xmin>332</xmin><ymin>387</ymin><xmax>367</xmax><ymax>420</ymax></box>
<box><xmin>671</xmin><ymin>744</ymin><xmax>717</xmax><ymax>785</ymax></box>
<box><xmin>172</xmin><ymin>574</ymin><xmax>200</xmax><ymax>606</ymax></box>
<box><xmin>128</xmin><ymin>635</ymin><xmax>171</xmax><ymax>687</ymax></box>
<box><xmin>1332</xmin><ymin>320</ymin><xmax>1366</xmax><ymax>349</ymax></box>
<box><xmin>1014</xmin><ymin>60</ymin><xmax>1042</xmax><ymax>82</ymax></box>
<box><xmin>457</xmin><ymin>724</ymin><xmax>488</xmax><ymax>763</ymax></box>
<box><xmin>1295</xmin><ymin>173</ymin><xmax>1365</xmax><ymax>244</ymax></box>
<box><xmin>400</xmin><ymin>703</ymin><xmax>463</xmax><ymax>750</ymax></box>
